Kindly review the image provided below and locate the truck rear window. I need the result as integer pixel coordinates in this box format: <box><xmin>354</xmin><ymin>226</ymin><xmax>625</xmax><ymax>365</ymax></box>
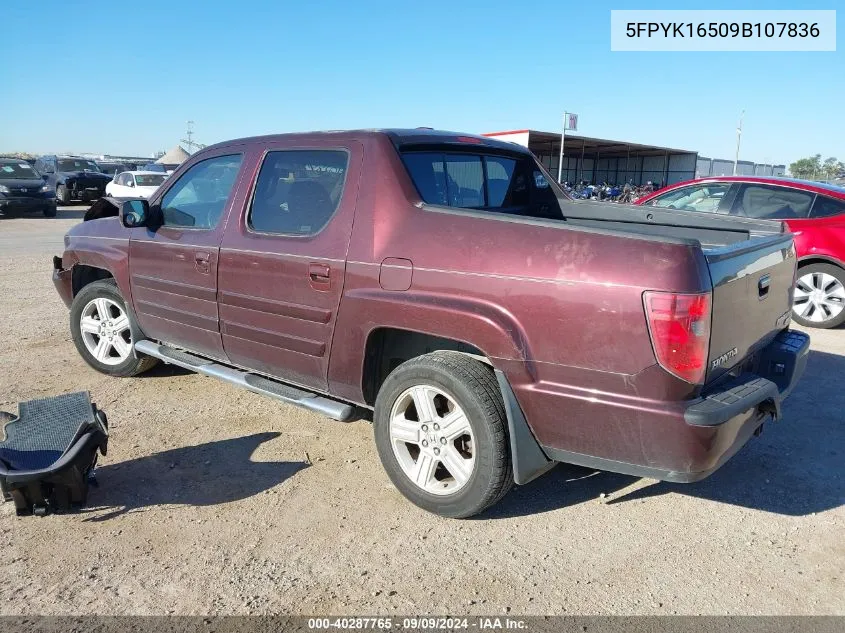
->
<box><xmin>401</xmin><ymin>150</ymin><xmax>563</xmax><ymax>220</ymax></box>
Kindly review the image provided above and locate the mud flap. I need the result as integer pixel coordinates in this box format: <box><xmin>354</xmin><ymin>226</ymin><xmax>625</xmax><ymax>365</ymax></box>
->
<box><xmin>494</xmin><ymin>369</ymin><xmax>555</xmax><ymax>485</ymax></box>
<box><xmin>0</xmin><ymin>392</ymin><xmax>108</xmax><ymax>516</ymax></box>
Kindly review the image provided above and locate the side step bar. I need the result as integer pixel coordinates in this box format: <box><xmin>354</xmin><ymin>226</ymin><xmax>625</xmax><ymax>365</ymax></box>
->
<box><xmin>133</xmin><ymin>340</ymin><xmax>355</xmax><ymax>421</ymax></box>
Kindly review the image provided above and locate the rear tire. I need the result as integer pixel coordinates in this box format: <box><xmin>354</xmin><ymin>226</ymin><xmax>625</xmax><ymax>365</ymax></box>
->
<box><xmin>373</xmin><ymin>351</ymin><xmax>513</xmax><ymax>518</ymax></box>
<box><xmin>792</xmin><ymin>263</ymin><xmax>845</xmax><ymax>329</ymax></box>
<box><xmin>70</xmin><ymin>279</ymin><xmax>158</xmax><ymax>377</ymax></box>
<box><xmin>56</xmin><ymin>184</ymin><xmax>71</xmax><ymax>205</ymax></box>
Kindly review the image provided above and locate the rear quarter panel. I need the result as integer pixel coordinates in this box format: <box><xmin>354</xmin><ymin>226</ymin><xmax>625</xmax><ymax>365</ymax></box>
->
<box><xmin>329</xmin><ymin>137</ymin><xmax>711</xmax><ymax>430</ymax></box>
<box><xmin>787</xmin><ymin>215</ymin><xmax>845</xmax><ymax>265</ymax></box>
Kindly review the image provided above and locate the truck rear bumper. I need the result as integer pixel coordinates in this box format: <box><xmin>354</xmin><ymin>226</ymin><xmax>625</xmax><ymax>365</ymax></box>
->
<box><xmin>527</xmin><ymin>329</ymin><xmax>811</xmax><ymax>483</ymax></box>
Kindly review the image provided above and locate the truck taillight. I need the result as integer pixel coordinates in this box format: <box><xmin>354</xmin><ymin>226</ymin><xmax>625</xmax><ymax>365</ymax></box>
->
<box><xmin>643</xmin><ymin>291</ymin><xmax>712</xmax><ymax>384</ymax></box>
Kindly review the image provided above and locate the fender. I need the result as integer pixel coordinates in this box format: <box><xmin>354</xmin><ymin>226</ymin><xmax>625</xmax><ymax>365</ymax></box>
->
<box><xmin>327</xmin><ymin>287</ymin><xmax>538</xmax><ymax>404</ymax></box>
<box><xmin>61</xmin><ymin>221</ymin><xmax>133</xmax><ymax>309</ymax></box>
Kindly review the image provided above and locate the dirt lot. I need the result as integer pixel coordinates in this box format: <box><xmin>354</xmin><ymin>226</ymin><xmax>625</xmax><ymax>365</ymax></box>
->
<box><xmin>0</xmin><ymin>207</ymin><xmax>842</xmax><ymax>616</ymax></box>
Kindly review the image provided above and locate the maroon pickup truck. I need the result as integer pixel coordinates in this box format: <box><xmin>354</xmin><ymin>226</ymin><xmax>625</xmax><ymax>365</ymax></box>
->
<box><xmin>52</xmin><ymin>129</ymin><xmax>810</xmax><ymax>517</ymax></box>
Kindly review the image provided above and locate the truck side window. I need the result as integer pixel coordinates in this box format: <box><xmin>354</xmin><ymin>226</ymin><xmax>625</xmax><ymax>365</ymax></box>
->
<box><xmin>248</xmin><ymin>150</ymin><xmax>348</xmax><ymax>236</ymax></box>
<box><xmin>159</xmin><ymin>154</ymin><xmax>242</xmax><ymax>229</ymax></box>
<box><xmin>401</xmin><ymin>150</ymin><xmax>561</xmax><ymax>220</ymax></box>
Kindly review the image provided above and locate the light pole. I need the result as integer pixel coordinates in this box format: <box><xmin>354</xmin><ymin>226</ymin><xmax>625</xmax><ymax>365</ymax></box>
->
<box><xmin>557</xmin><ymin>112</ymin><xmax>567</xmax><ymax>184</ymax></box>
<box><xmin>732</xmin><ymin>110</ymin><xmax>744</xmax><ymax>176</ymax></box>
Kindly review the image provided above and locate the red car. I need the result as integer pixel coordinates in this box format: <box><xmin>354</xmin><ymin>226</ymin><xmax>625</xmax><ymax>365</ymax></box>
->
<box><xmin>637</xmin><ymin>176</ymin><xmax>845</xmax><ymax>328</ymax></box>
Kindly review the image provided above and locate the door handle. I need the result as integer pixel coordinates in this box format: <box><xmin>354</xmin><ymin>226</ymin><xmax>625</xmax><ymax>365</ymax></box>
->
<box><xmin>758</xmin><ymin>273</ymin><xmax>770</xmax><ymax>299</ymax></box>
<box><xmin>195</xmin><ymin>252</ymin><xmax>211</xmax><ymax>274</ymax></box>
<box><xmin>309</xmin><ymin>263</ymin><xmax>331</xmax><ymax>290</ymax></box>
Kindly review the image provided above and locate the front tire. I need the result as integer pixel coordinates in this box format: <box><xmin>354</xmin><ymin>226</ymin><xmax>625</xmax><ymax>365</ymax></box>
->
<box><xmin>70</xmin><ymin>279</ymin><xmax>158</xmax><ymax>377</ymax></box>
<box><xmin>56</xmin><ymin>184</ymin><xmax>71</xmax><ymax>205</ymax></box>
<box><xmin>43</xmin><ymin>205</ymin><xmax>57</xmax><ymax>218</ymax></box>
<box><xmin>792</xmin><ymin>263</ymin><xmax>845</xmax><ymax>329</ymax></box>
<box><xmin>373</xmin><ymin>351</ymin><xmax>513</xmax><ymax>518</ymax></box>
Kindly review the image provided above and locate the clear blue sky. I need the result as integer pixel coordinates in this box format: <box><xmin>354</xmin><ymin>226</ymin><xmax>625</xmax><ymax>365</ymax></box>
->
<box><xmin>1</xmin><ymin>0</ymin><xmax>841</xmax><ymax>166</ymax></box>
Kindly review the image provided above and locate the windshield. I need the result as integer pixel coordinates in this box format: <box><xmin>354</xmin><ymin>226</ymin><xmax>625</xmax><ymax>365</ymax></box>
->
<box><xmin>0</xmin><ymin>162</ymin><xmax>40</xmax><ymax>179</ymax></box>
<box><xmin>135</xmin><ymin>174</ymin><xmax>167</xmax><ymax>187</ymax></box>
<box><xmin>58</xmin><ymin>159</ymin><xmax>100</xmax><ymax>172</ymax></box>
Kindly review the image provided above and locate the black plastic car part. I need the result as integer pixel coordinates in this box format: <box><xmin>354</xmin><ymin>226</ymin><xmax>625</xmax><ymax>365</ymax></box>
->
<box><xmin>0</xmin><ymin>392</ymin><xmax>108</xmax><ymax>516</ymax></box>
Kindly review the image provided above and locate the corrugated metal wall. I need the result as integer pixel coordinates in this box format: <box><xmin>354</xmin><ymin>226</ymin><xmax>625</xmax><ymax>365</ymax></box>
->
<box><xmin>538</xmin><ymin>152</ymin><xmax>697</xmax><ymax>186</ymax></box>
<box><xmin>696</xmin><ymin>157</ymin><xmax>788</xmax><ymax>178</ymax></box>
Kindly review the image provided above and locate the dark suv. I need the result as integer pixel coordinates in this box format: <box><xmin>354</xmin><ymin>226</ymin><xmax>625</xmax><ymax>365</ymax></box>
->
<box><xmin>34</xmin><ymin>155</ymin><xmax>112</xmax><ymax>205</ymax></box>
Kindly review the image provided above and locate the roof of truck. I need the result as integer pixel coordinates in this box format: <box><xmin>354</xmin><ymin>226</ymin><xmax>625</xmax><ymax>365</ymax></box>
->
<box><xmin>202</xmin><ymin>129</ymin><xmax>531</xmax><ymax>154</ymax></box>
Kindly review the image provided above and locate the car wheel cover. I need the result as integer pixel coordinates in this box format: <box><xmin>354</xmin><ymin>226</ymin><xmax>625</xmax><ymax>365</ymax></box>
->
<box><xmin>388</xmin><ymin>384</ymin><xmax>476</xmax><ymax>496</ymax></box>
<box><xmin>793</xmin><ymin>271</ymin><xmax>845</xmax><ymax>323</ymax></box>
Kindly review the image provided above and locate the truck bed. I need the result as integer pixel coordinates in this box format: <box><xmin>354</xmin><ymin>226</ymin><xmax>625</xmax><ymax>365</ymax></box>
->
<box><xmin>561</xmin><ymin>199</ymin><xmax>784</xmax><ymax>248</ymax></box>
<box><xmin>561</xmin><ymin>199</ymin><xmax>795</xmax><ymax>384</ymax></box>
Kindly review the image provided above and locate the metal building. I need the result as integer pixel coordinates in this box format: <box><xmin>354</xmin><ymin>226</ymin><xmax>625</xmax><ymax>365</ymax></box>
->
<box><xmin>483</xmin><ymin>129</ymin><xmax>698</xmax><ymax>186</ymax></box>
<box><xmin>695</xmin><ymin>157</ymin><xmax>786</xmax><ymax>178</ymax></box>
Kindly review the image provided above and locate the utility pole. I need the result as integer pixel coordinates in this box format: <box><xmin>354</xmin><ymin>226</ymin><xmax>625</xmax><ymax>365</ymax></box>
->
<box><xmin>557</xmin><ymin>112</ymin><xmax>567</xmax><ymax>184</ymax></box>
<box><xmin>732</xmin><ymin>110</ymin><xmax>744</xmax><ymax>176</ymax></box>
<box><xmin>180</xmin><ymin>120</ymin><xmax>206</xmax><ymax>154</ymax></box>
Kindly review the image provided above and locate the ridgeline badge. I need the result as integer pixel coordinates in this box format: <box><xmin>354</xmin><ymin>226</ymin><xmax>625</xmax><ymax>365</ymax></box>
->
<box><xmin>711</xmin><ymin>347</ymin><xmax>739</xmax><ymax>369</ymax></box>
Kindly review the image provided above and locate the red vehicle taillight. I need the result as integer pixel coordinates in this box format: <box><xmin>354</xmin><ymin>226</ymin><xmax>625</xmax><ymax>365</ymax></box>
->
<box><xmin>643</xmin><ymin>291</ymin><xmax>712</xmax><ymax>384</ymax></box>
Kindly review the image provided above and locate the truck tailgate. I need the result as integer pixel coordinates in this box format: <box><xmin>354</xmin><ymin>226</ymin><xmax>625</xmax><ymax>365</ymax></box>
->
<box><xmin>705</xmin><ymin>234</ymin><xmax>796</xmax><ymax>383</ymax></box>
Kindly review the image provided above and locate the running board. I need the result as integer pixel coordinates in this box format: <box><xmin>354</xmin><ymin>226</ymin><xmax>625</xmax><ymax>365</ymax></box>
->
<box><xmin>133</xmin><ymin>340</ymin><xmax>355</xmax><ymax>421</ymax></box>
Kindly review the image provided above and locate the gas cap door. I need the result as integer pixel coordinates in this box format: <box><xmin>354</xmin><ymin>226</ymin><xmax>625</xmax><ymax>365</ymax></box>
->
<box><xmin>379</xmin><ymin>258</ymin><xmax>413</xmax><ymax>291</ymax></box>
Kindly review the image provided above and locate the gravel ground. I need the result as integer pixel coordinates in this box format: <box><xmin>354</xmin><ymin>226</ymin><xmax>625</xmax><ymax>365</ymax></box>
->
<box><xmin>0</xmin><ymin>207</ymin><xmax>843</xmax><ymax>616</ymax></box>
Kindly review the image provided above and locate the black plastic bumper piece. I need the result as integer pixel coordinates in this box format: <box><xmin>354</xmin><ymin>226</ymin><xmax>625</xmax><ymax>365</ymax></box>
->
<box><xmin>0</xmin><ymin>392</ymin><xmax>108</xmax><ymax>516</ymax></box>
<box><xmin>684</xmin><ymin>375</ymin><xmax>781</xmax><ymax>427</ymax></box>
<box><xmin>684</xmin><ymin>329</ymin><xmax>810</xmax><ymax>427</ymax></box>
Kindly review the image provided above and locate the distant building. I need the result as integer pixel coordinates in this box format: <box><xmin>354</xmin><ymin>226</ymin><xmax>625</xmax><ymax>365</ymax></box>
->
<box><xmin>696</xmin><ymin>157</ymin><xmax>786</xmax><ymax>178</ymax></box>
<box><xmin>484</xmin><ymin>129</ymin><xmax>698</xmax><ymax>186</ymax></box>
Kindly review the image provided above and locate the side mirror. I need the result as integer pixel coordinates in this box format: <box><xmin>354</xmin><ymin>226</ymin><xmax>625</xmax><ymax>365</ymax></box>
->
<box><xmin>119</xmin><ymin>199</ymin><xmax>149</xmax><ymax>228</ymax></box>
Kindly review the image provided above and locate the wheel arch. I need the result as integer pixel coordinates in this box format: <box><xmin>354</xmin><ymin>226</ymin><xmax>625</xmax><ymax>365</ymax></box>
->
<box><xmin>361</xmin><ymin>327</ymin><xmax>486</xmax><ymax>406</ymax></box>
<box><xmin>72</xmin><ymin>264</ymin><xmax>113</xmax><ymax>297</ymax></box>
<box><xmin>797</xmin><ymin>254</ymin><xmax>845</xmax><ymax>270</ymax></box>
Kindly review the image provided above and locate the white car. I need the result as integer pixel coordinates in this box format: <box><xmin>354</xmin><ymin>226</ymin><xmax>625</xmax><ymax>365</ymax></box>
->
<box><xmin>105</xmin><ymin>171</ymin><xmax>167</xmax><ymax>199</ymax></box>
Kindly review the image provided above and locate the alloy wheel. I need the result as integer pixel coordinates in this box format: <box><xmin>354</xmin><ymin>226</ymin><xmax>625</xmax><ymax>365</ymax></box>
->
<box><xmin>389</xmin><ymin>384</ymin><xmax>476</xmax><ymax>496</ymax></box>
<box><xmin>79</xmin><ymin>298</ymin><xmax>133</xmax><ymax>365</ymax></box>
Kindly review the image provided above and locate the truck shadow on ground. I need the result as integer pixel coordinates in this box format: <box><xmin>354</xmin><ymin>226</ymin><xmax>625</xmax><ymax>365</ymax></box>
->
<box><xmin>82</xmin><ymin>432</ymin><xmax>307</xmax><ymax>521</ymax></box>
<box><xmin>485</xmin><ymin>349</ymin><xmax>845</xmax><ymax>519</ymax></box>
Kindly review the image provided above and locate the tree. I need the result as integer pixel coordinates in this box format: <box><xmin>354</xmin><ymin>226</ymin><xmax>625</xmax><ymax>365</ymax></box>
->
<box><xmin>822</xmin><ymin>156</ymin><xmax>844</xmax><ymax>180</ymax></box>
<box><xmin>789</xmin><ymin>154</ymin><xmax>822</xmax><ymax>179</ymax></box>
<box><xmin>789</xmin><ymin>154</ymin><xmax>844</xmax><ymax>180</ymax></box>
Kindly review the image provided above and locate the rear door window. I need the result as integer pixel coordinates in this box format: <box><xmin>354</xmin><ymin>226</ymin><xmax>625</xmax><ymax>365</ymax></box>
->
<box><xmin>248</xmin><ymin>150</ymin><xmax>348</xmax><ymax>235</ymax></box>
<box><xmin>401</xmin><ymin>150</ymin><xmax>561</xmax><ymax>220</ymax></box>
<box><xmin>810</xmin><ymin>195</ymin><xmax>845</xmax><ymax>219</ymax></box>
<box><xmin>732</xmin><ymin>184</ymin><xmax>814</xmax><ymax>219</ymax></box>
